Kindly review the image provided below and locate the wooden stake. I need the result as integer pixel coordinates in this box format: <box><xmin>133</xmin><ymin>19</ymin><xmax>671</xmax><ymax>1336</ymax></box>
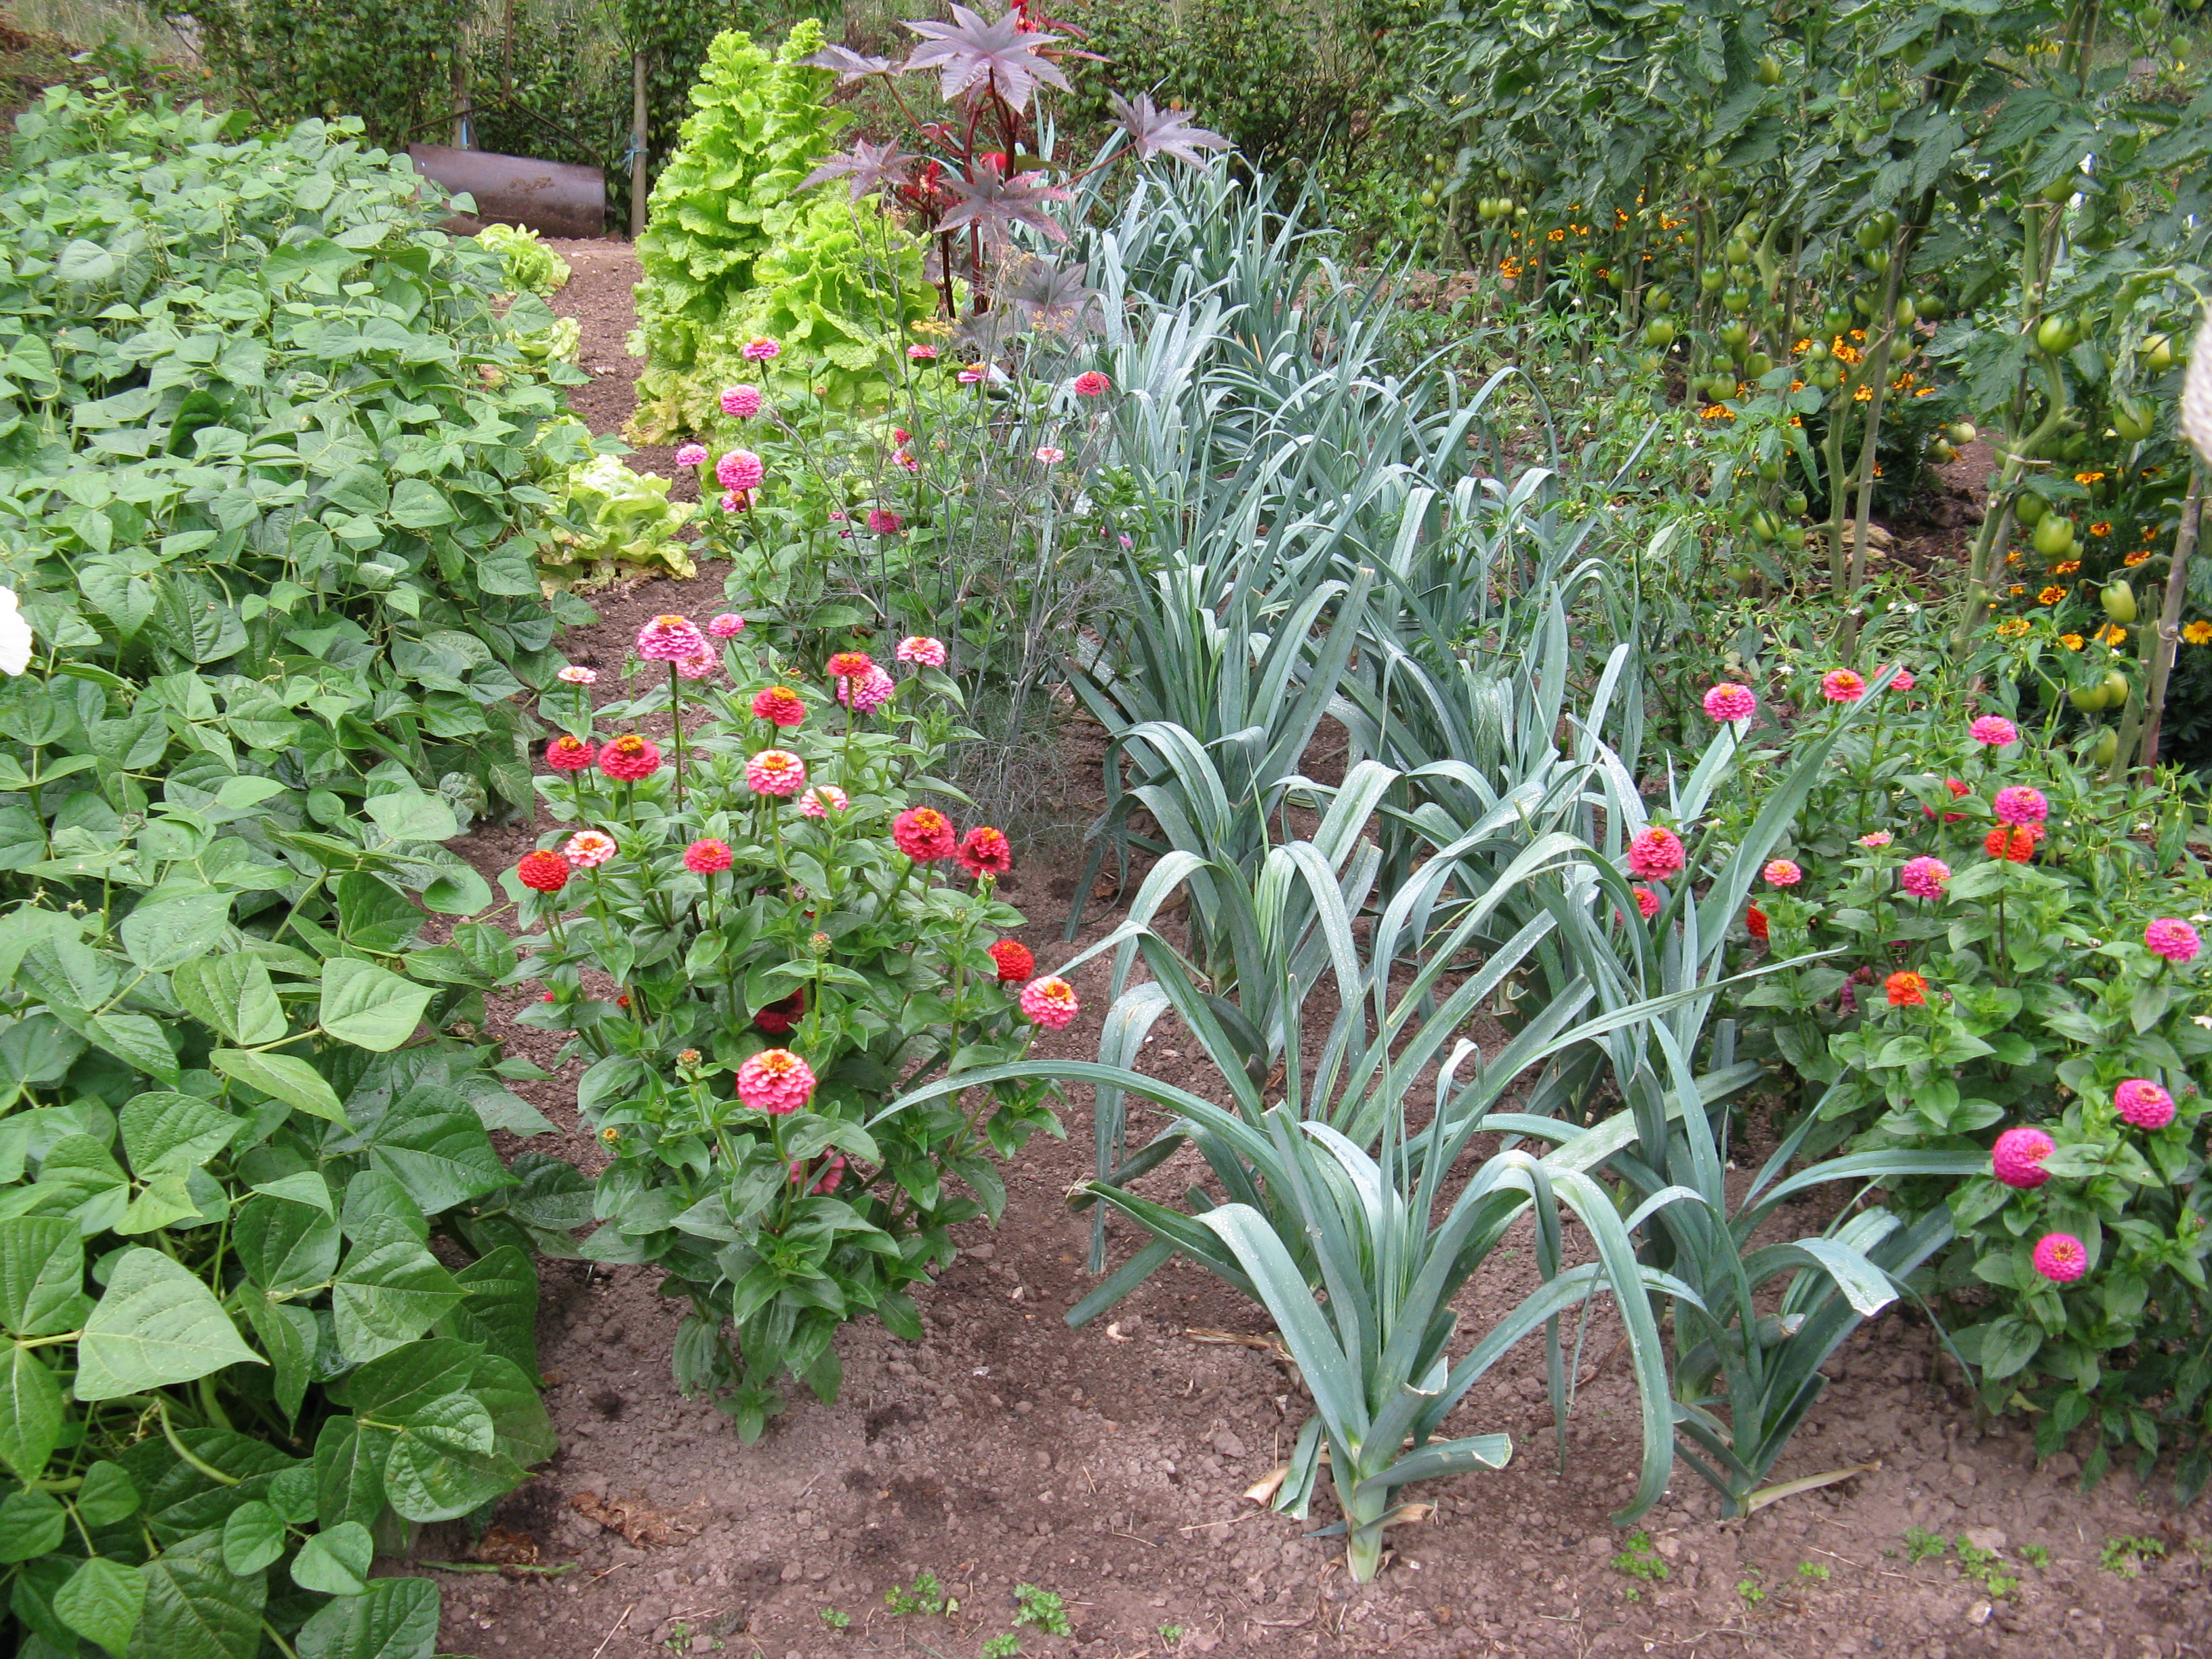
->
<box><xmin>630</xmin><ymin>52</ymin><xmax>649</xmax><ymax>239</ymax></box>
<box><xmin>2137</xmin><ymin>464</ymin><xmax>2205</xmax><ymax>773</ymax></box>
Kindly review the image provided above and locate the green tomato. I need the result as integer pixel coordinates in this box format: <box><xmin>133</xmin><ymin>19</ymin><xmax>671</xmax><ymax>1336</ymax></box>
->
<box><xmin>2013</xmin><ymin>491</ymin><xmax>2046</xmax><ymax>525</ymax></box>
<box><xmin>1917</xmin><ymin>293</ymin><xmax>1946</xmax><ymax>321</ymax></box>
<box><xmin>2035</xmin><ymin>314</ymin><xmax>2079</xmax><ymax>354</ymax></box>
<box><xmin>1877</xmin><ymin>88</ymin><xmax>1905</xmax><ymax>113</ymax></box>
<box><xmin>1700</xmin><ymin>267</ymin><xmax>1727</xmax><ymax>293</ymax></box>
<box><xmin>1642</xmin><ymin>320</ymin><xmax>1678</xmax><ymax>348</ymax></box>
<box><xmin>1893</xmin><ymin>295</ymin><xmax>1917</xmax><ymax>328</ymax></box>
<box><xmin>1853</xmin><ymin>220</ymin><xmax>1887</xmax><ymax>253</ymax></box>
<box><xmin>2102</xmin><ymin>581</ymin><xmax>2137</xmax><ymax>625</ymax></box>
<box><xmin>2032</xmin><ymin>514</ymin><xmax>2076</xmax><ymax>558</ymax></box>
<box><xmin>1723</xmin><ymin>287</ymin><xmax>1752</xmax><ymax>315</ymax></box>
<box><xmin>2039</xmin><ymin>176</ymin><xmax>2075</xmax><ymax>204</ymax></box>
<box><xmin>1420</xmin><ymin>189</ymin><xmax>1438</xmax><ymax>208</ymax></box>
<box><xmin>1822</xmin><ymin>306</ymin><xmax>1853</xmax><ymax>335</ymax></box>
<box><xmin>1784</xmin><ymin>491</ymin><xmax>1808</xmax><ymax>516</ymax></box>
<box><xmin>1757</xmin><ymin>457</ymin><xmax>1783</xmax><ymax>482</ymax></box>
<box><xmin>1946</xmin><ymin>422</ymin><xmax>1977</xmax><ymax>445</ymax></box>
<box><xmin>2070</xmin><ymin>682</ymin><xmax>2109</xmax><ymax>713</ymax></box>
<box><xmin>2142</xmin><ymin>333</ymin><xmax>2175</xmax><ymax>372</ymax></box>
<box><xmin>2091</xmin><ymin>728</ymin><xmax>2118</xmax><ymax>767</ymax></box>
<box><xmin>1719</xmin><ymin>321</ymin><xmax>1750</xmax><ymax>352</ymax></box>
<box><xmin>1862</xmin><ymin>247</ymin><xmax>1890</xmax><ymax>276</ymax></box>
<box><xmin>2112</xmin><ymin>398</ymin><xmax>2154</xmax><ymax>443</ymax></box>
<box><xmin>1725</xmin><ymin>238</ymin><xmax>1752</xmax><ymax>266</ymax></box>
<box><xmin>1744</xmin><ymin>350</ymin><xmax>1774</xmax><ymax>380</ymax></box>
<box><xmin>1756</xmin><ymin>54</ymin><xmax>1783</xmax><ymax>86</ymax></box>
<box><xmin>2102</xmin><ymin>670</ymin><xmax>2131</xmax><ymax>707</ymax></box>
<box><xmin>1929</xmin><ymin>441</ymin><xmax>1957</xmax><ymax>464</ymax></box>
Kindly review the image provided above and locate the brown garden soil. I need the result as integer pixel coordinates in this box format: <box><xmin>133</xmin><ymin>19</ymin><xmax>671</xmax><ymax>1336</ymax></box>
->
<box><xmin>422</xmin><ymin>242</ymin><xmax>2211</xmax><ymax>1659</ymax></box>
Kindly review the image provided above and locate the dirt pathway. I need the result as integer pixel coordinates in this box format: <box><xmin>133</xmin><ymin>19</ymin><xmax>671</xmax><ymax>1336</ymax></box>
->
<box><xmin>430</xmin><ymin>243</ymin><xmax>2210</xmax><ymax>1659</ymax></box>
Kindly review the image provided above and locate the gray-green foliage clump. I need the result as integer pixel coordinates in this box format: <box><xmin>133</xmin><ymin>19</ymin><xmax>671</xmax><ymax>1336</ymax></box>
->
<box><xmin>0</xmin><ymin>84</ymin><xmax>595</xmax><ymax>819</ymax></box>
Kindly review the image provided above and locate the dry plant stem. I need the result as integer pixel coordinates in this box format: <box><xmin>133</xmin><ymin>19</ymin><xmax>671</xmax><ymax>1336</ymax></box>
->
<box><xmin>2135</xmin><ymin>464</ymin><xmax>2205</xmax><ymax>772</ymax></box>
<box><xmin>1838</xmin><ymin>248</ymin><xmax>1909</xmax><ymax>656</ymax></box>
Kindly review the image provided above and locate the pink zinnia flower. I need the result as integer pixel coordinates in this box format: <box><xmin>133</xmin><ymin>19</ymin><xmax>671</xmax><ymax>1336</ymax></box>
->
<box><xmin>792</xmin><ymin>1153</ymin><xmax>847</xmax><ymax>1193</ymax></box>
<box><xmin>893</xmin><ymin>806</ymin><xmax>957</xmax><ymax>861</ymax></box>
<box><xmin>1969</xmin><ymin>715</ymin><xmax>2018</xmax><ymax>747</ymax></box>
<box><xmin>545</xmin><ymin>735</ymin><xmax>594</xmax><ymax>771</ymax></box>
<box><xmin>563</xmin><ymin>830</ymin><xmax>617</xmax><ymax>868</ymax></box>
<box><xmin>1992</xmin><ymin>785</ymin><xmax>2047</xmax><ymax>826</ymax></box>
<box><xmin>836</xmin><ymin>665</ymin><xmax>895</xmax><ymax>712</ymax></box>
<box><xmin>897</xmin><ymin>636</ymin><xmax>947</xmax><ymax>667</ymax></box>
<box><xmin>827</xmin><ymin>651</ymin><xmax>874</xmax><ymax>680</ymax></box>
<box><xmin>1626</xmin><ymin>826</ymin><xmax>1685</xmax><ymax>881</ymax></box>
<box><xmin>597</xmin><ymin>734</ymin><xmax>661</xmax><ymax>781</ymax></box>
<box><xmin>1072</xmin><ymin>371</ymin><xmax>1110</xmax><ymax>396</ymax></box>
<box><xmin>746</xmin><ymin>750</ymin><xmax>806</xmax><ymax>796</ymax></box>
<box><xmin>908</xmin><ymin>344</ymin><xmax>939</xmax><ymax>360</ymax></box>
<box><xmin>1899</xmin><ymin>855</ymin><xmax>1950</xmax><ymax>899</ymax></box>
<box><xmin>1631</xmin><ymin>886</ymin><xmax>1660</xmax><ymax>919</ymax></box>
<box><xmin>1880</xmin><ymin>665</ymin><xmax>1916</xmax><ymax>691</ymax></box>
<box><xmin>736</xmin><ymin>1048</ymin><xmax>815</xmax><ymax>1113</ymax></box>
<box><xmin>2144</xmin><ymin>918</ymin><xmax>2201</xmax><ymax>963</ymax></box>
<box><xmin>1034</xmin><ymin>445</ymin><xmax>1066</xmax><ymax>465</ymax></box>
<box><xmin>720</xmin><ymin>385</ymin><xmax>762</xmax><ymax>417</ymax></box>
<box><xmin>957</xmin><ymin>825</ymin><xmax>1013</xmax><ymax>879</ymax></box>
<box><xmin>1763</xmin><ymin>859</ymin><xmax>1803</xmax><ymax>887</ymax></box>
<box><xmin>2113</xmin><ymin>1079</ymin><xmax>2175</xmax><ymax>1130</ymax></box>
<box><xmin>674</xmin><ymin>442</ymin><xmax>708</xmax><ymax>466</ymax></box>
<box><xmin>684</xmin><ymin>838</ymin><xmax>733</xmax><ymax>874</ymax></box>
<box><xmin>1858</xmin><ymin>831</ymin><xmax>1893</xmax><ymax>847</ymax></box>
<box><xmin>752</xmin><ymin>686</ymin><xmax>805</xmax><ymax>727</ymax></box>
<box><xmin>799</xmin><ymin>785</ymin><xmax>849</xmax><ymax>818</ymax></box>
<box><xmin>1702</xmin><ymin>683</ymin><xmax>1757</xmax><ymax>722</ymax></box>
<box><xmin>1020</xmin><ymin>976</ymin><xmax>1080</xmax><ymax>1030</ymax></box>
<box><xmin>2032</xmin><ymin>1233</ymin><xmax>2087</xmax><ymax>1284</ymax></box>
<box><xmin>637</xmin><ymin>613</ymin><xmax>708</xmax><ymax>663</ymax></box>
<box><xmin>708</xmin><ymin>612</ymin><xmax>745</xmax><ymax>638</ymax></box>
<box><xmin>957</xmin><ymin>364</ymin><xmax>987</xmax><ymax>384</ymax></box>
<box><xmin>867</xmin><ymin>509</ymin><xmax>902</xmax><ymax>535</ymax></box>
<box><xmin>1991</xmin><ymin>1125</ymin><xmax>2054</xmax><ymax>1189</ymax></box>
<box><xmin>1820</xmin><ymin>669</ymin><xmax>1866</xmax><ymax>703</ymax></box>
<box><xmin>722</xmin><ymin>489</ymin><xmax>754</xmax><ymax>513</ymax></box>
<box><xmin>717</xmin><ymin>449</ymin><xmax>765</xmax><ymax>491</ymax></box>
<box><xmin>742</xmin><ymin>338</ymin><xmax>780</xmax><ymax>361</ymax></box>
<box><xmin>556</xmin><ymin>665</ymin><xmax>597</xmax><ymax>685</ymax></box>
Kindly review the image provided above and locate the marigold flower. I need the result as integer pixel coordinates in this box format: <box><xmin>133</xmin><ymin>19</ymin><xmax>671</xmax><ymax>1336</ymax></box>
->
<box><xmin>1994</xmin><ymin>617</ymin><xmax>2030</xmax><ymax>638</ymax></box>
<box><xmin>1883</xmin><ymin>970</ymin><xmax>1929</xmax><ymax>1006</ymax></box>
<box><xmin>2059</xmin><ymin>632</ymin><xmax>2085</xmax><ymax>650</ymax></box>
<box><xmin>752</xmin><ymin>686</ymin><xmax>805</xmax><ymax>727</ymax></box>
<box><xmin>1820</xmin><ymin>669</ymin><xmax>1866</xmax><ymax>703</ymax></box>
<box><xmin>741</xmin><ymin>337</ymin><xmax>781</xmax><ymax>361</ymax></box>
<box><xmin>674</xmin><ymin>442</ymin><xmax>708</xmax><ymax>466</ymax></box>
<box><xmin>1858</xmin><ymin>831</ymin><xmax>1893</xmax><ymax>847</ymax></box>
<box><xmin>897</xmin><ymin>636</ymin><xmax>947</xmax><ymax>667</ymax></box>
<box><xmin>1020</xmin><ymin>976</ymin><xmax>1080</xmax><ymax>1029</ymax></box>
<box><xmin>746</xmin><ymin>750</ymin><xmax>806</xmax><ymax>797</ymax></box>
<box><xmin>563</xmin><ymin>830</ymin><xmax>617</xmax><ymax>868</ymax></box>
<box><xmin>1984</xmin><ymin>825</ymin><xmax>2039</xmax><ymax>863</ymax></box>
<box><xmin>684</xmin><ymin>838</ymin><xmax>733</xmax><ymax>874</ymax></box>
<box><xmin>958</xmin><ymin>825</ymin><xmax>1013</xmax><ymax>879</ymax></box>
<box><xmin>2144</xmin><ymin>918</ymin><xmax>2201</xmax><ymax>963</ymax></box>
<box><xmin>1899</xmin><ymin>856</ymin><xmax>1949</xmax><ymax>899</ymax></box>
<box><xmin>2032</xmin><ymin>1232</ymin><xmax>2087</xmax><ymax>1284</ymax></box>
<box><xmin>988</xmin><ymin>939</ymin><xmax>1034</xmax><ymax>982</ymax></box>
<box><xmin>556</xmin><ymin>665</ymin><xmax>598</xmax><ymax>684</ymax></box>
<box><xmin>754</xmin><ymin>988</ymin><xmax>805</xmax><ymax>1036</ymax></box>
<box><xmin>545</xmin><ymin>735</ymin><xmax>594</xmax><ymax>771</ymax></box>
<box><xmin>1631</xmin><ymin>886</ymin><xmax>1660</xmax><ymax>919</ymax></box>
<box><xmin>736</xmin><ymin>1048</ymin><xmax>815</xmax><ymax>1113</ymax></box>
<box><xmin>893</xmin><ymin>806</ymin><xmax>957</xmax><ymax>861</ymax></box>
<box><xmin>2089</xmin><ymin>521</ymin><xmax>2110</xmax><ymax>537</ymax></box>
<box><xmin>2114</xmin><ymin>1078</ymin><xmax>2175</xmax><ymax>1130</ymax></box>
<box><xmin>717</xmin><ymin>449</ymin><xmax>765</xmax><ymax>491</ymax></box>
<box><xmin>1992</xmin><ymin>1126</ymin><xmax>2054</xmax><ymax>1189</ymax></box>
<box><xmin>2036</xmin><ymin>585</ymin><xmax>2066</xmax><ymax>605</ymax></box>
<box><xmin>516</xmin><ymin>849</ymin><xmax>569</xmax><ymax>893</ymax></box>
<box><xmin>2051</xmin><ymin>560</ymin><xmax>2081</xmax><ymax>576</ymax></box>
<box><xmin>2125</xmin><ymin>550</ymin><xmax>2152</xmax><ymax>568</ymax></box>
<box><xmin>836</xmin><ymin>665</ymin><xmax>895</xmax><ymax>713</ymax></box>
<box><xmin>827</xmin><ymin>651</ymin><xmax>874</xmax><ymax>679</ymax></box>
<box><xmin>1625</xmin><ymin>825</ymin><xmax>1685</xmax><ymax>881</ymax></box>
<box><xmin>798</xmin><ymin>785</ymin><xmax>849</xmax><ymax>817</ymax></box>
<box><xmin>1968</xmin><ymin>715</ymin><xmax>2018</xmax><ymax>747</ymax></box>
<box><xmin>1702</xmin><ymin>682</ymin><xmax>1756</xmax><ymax>722</ymax></box>
<box><xmin>1034</xmin><ymin>445</ymin><xmax>1066</xmax><ymax>465</ymax></box>
<box><xmin>598</xmin><ymin>733</ymin><xmax>661</xmax><ymax>781</ymax></box>
<box><xmin>1745</xmin><ymin>903</ymin><xmax>1768</xmax><ymax>940</ymax></box>
<box><xmin>867</xmin><ymin>508</ymin><xmax>903</xmax><ymax>535</ymax></box>
<box><xmin>636</xmin><ymin>613</ymin><xmax>708</xmax><ymax>663</ymax></box>
<box><xmin>708</xmin><ymin>612</ymin><xmax>746</xmax><ymax>637</ymax></box>
<box><xmin>601</xmin><ymin>1126</ymin><xmax>620</xmax><ymax>1145</ymax></box>
<box><xmin>2092</xmin><ymin>623</ymin><xmax>2127</xmax><ymax>647</ymax></box>
<box><xmin>2185</xmin><ymin>621</ymin><xmax>2212</xmax><ymax>645</ymax></box>
<box><xmin>1763</xmin><ymin>859</ymin><xmax>1803</xmax><ymax>887</ymax></box>
<box><xmin>1992</xmin><ymin>785</ymin><xmax>2047</xmax><ymax>826</ymax></box>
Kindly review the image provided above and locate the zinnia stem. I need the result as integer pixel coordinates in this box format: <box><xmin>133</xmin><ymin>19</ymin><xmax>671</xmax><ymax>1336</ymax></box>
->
<box><xmin>669</xmin><ymin>661</ymin><xmax>686</xmax><ymax>811</ymax></box>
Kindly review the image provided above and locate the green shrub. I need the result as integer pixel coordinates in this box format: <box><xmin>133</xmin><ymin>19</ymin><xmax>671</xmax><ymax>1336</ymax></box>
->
<box><xmin>190</xmin><ymin>0</ymin><xmax>467</xmax><ymax>150</ymax></box>
<box><xmin>0</xmin><ymin>85</ymin><xmax>594</xmax><ymax>819</ymax></box>
<box><xmin>629</xmin><ymin>21</ymin><xmax>930</xmax><ymax>439</ymax></box>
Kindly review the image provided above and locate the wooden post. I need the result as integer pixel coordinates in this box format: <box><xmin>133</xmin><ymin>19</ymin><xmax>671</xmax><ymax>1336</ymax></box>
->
<box><xmin>2138</xmin><ymin>465</ymin><xmax>2205</xmax><ymax>773</ymax></box>
<box><xmin>630</xmin><ymin>52</ymin><xmax>649</xmax><ymax>239</ymax></box>
<box><xmin>451</xmin><ymin>51</ymin><xmax>470</xmax><ymax>150</ymax></box>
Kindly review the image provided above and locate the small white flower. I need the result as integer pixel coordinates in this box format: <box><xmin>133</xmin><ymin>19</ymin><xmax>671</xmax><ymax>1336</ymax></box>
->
<box><xmin>0</xmin><ymin>586</ymin><xmax>32</xmax><ymax>677</ymax></box>
<box><xmin>2194</xmin><ymin>1015</ymin><xmax>2212</xmax><ymax>1030</ymax></box>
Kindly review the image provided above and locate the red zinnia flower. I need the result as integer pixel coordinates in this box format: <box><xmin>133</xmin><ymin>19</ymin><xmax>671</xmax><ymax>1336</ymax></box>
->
<box><xmin>516</xmin><ymin>850</ymin><xmax>569</xmax><ymax>893</ymax></box>
<box><xmin>1745</xmin><ymin>904</ymin><xmax>1769</xmax><ymax>940</ymax></box>
<box><xmin>754</xmin><ymin>988</ymin><xmax>806</xmax><ymax>1035</ymax></box>
<box><xmin>893</xmin><ymin>806</ymin><xmax>957</xmax><ymax>861</ymax></box>
<box><xmin>545</xmin><ymin>735</ymin><xmax>594</xmax><ymax>771</ymax></box>
<box><xmin>1884</xmin><ymin>970</ymin><xmax>1929</xmax><ymax>1007</ymax></box>
<box><xmin>827</xmin><ymin>651</ymin><xmax>874</xmax><ymax>680</ymax></box>
<box><xmin>684</xmin><ymin>838</ymin><xmax>733</xmax><ymax>874</ymax></box>
<box><xmin>598</xmin><ymin>734</ymin><xmax>661</xmax><ymax>781</ymax></box>
<box><xmin>957</xmin><ymin>825</ymin><xmax>1013</xmax><ymax>879</ymax></box>
<box><xmin>1984</xmin><ymin>825</ymin><xmax>2039</xmax><ymax>863</ymax></box>
<box><xmin>752</xmin><ymin>686</ymin><xmax>805</xmax><ymax>727</ymax></box>
<box><xmin>988</xmin><ymin>939</ymin><xmax>1034</xmax><ymax>982</ymax></box>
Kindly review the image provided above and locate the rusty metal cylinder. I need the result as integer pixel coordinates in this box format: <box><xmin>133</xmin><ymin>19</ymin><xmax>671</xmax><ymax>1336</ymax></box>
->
<box><xmin>408</xmin><ymin>145</ymin><xmax>607</xmax><ymax>239</ymax></box>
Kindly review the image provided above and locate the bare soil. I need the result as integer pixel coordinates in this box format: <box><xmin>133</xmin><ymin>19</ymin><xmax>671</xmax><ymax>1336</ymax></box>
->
<box><xmin>427</xmin><ymin>242</ymin><xmax>2211</xmax><ymax>1659</ymax></box>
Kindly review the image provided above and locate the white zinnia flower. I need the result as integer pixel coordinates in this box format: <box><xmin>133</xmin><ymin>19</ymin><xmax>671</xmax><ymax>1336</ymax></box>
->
<box><xmin>0</xmin><ymin>587</ymin><xmax>32</xmax><ymax>676</ymax></box>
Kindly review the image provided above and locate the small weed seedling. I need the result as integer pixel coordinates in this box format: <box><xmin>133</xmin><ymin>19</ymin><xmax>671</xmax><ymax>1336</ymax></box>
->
<box><xmin>819</xmin><ymin>1607</ymin><xmax>851</xmax><ymax>1630</ymax></box>
<box><xmin>2100</xmin><ymin>1535</ymin><xmax>2166</xmax><ymax>1578</ymax></box>
<box><xmin>981</xmin><ymin>1637</ymin><xmax>1022</xmax><ymax>1659</ymax></box>
<box><xmin>1797</xmin><ymin>1561</ymin><xmax>1830</xmax><ymax>1584</ymax></box>
<box><xmin>1611</xmin><ymin>1532</ymin><xmax>1670</xmax><ymax>1583</ymax></box>
<box><xmin>1012</xmin><ymin>1584</ymin><xmax>1072</xmax><ymax>1637</ymax></box>
<box><xmin>1904</xmin><ymin>1528</ymin><xmax>1948</xmax><ymax>1563</ymax></box>
<box><xmin>663</xmin><ymin>1623</ymin><xmax>723</xmax><ymax>1654</ymax></box>
<box><xmin>1953</xmin><ymin>1536</ymin><xmax>2018</xmax><ymax>1598</ymax></box>
<box><xmin>1158</xmin><ymin>1625</ymin><xmax>1184</xmax><ymax>1647</ymax></box>
<box><xmin>886</xmin><ymin>1571</ymin><xmax>949</xmax><ymax>1616</ymax></box>
<box><xmin>2019</xmin><ymin>1544</ymin><xmax>2051</xmax><ymax>1570</ymax></box>
<box><xmin>1736</xmin><ymin>1572</ymin><xmax>1767</xmax><ymax>1606</ymax></box>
